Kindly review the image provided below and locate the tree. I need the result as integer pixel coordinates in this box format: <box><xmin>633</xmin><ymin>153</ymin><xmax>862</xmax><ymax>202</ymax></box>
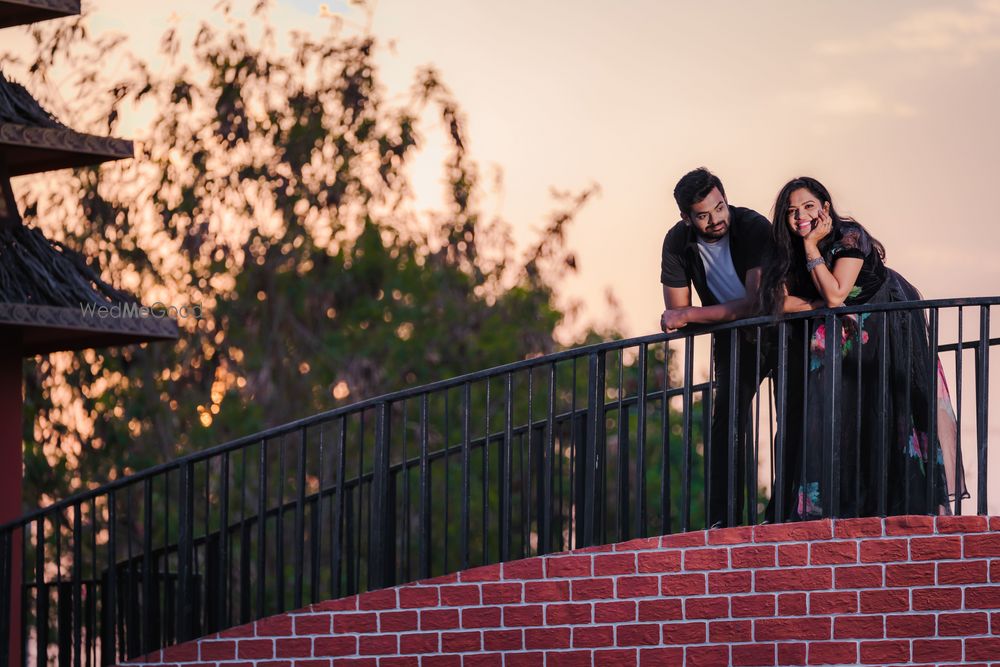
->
<box><xmin>7</xmin><ymin>0</ymin><xmax>606</xmax><ymax>507</ymax></box>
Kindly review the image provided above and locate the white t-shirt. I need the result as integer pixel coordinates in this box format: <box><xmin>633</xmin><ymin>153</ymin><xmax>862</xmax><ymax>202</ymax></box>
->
<box><xmin>697</xmin><ymin>235</ymin><xmax>746</xmax><ymax>303</ymax></box>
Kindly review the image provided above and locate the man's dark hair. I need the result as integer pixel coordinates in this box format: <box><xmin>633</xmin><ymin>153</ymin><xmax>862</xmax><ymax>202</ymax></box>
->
<box><xmin>673</xmin><ymin>167</ymin><xmax>726</xmax><ymax>219</ymax></box>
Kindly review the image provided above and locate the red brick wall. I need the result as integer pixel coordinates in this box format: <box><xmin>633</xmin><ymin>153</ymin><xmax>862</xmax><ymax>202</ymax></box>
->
<box><xmin>127</xmin><ymin>516</ymin><xmax>1000</xmax><ymax>667</ymax></box>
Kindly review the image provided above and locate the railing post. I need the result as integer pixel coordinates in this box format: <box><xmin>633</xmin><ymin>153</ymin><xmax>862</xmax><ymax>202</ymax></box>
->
<box><xmin>176</xmin><ymin>464</ymin><xmax>194</xmax><ymax>643</ymax></box>
<box><xmin>822</xmin><ymin>313</ymin><xmax>841</xmax><ymax>518</ymax></box>
<box><xmin>580</xmin><ymin>352</ymin><xmax>605</xmax><ymax>548</ymax></box>
<box><xmin>369</xmin><ymin>401</ymin><xmax>393</xmax><ymax>589</ymax></box>
<box><xmin>977</xmin><ymin>305</ymin><xmax>990</xmax><ymax>514</ymax></box>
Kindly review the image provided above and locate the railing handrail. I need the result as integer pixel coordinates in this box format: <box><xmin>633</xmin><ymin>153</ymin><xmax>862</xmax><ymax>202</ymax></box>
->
<box><xmin>4</xmin><ymin>293</ymin><xmax>998</xmax><ymax>533</ymax></box>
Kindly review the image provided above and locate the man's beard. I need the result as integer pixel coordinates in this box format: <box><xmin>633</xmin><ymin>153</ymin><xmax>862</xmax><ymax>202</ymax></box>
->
<box><xmin>698</xmin><ymin>222</ymin><xmax>728</xmax><ymax>241</ymax></box>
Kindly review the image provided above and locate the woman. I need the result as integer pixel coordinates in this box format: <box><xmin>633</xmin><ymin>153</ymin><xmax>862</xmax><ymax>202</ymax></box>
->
<box><xmin>758</xmin><ymin>177</ymin><xmax>964</xmax><ymax>520</ymax></box>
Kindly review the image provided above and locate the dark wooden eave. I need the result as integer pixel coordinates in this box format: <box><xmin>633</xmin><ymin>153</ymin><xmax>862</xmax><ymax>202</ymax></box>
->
<box><xmin>0</xmin><ymin>122</ymin><xmax>133</xmax><ymax>176</ymax></box>
<box><xmin>0</xmin><ymin>0</ymin><xmax>79</xmax><ymax>29</ymax></box>
<box><xmin>0</xmin><ymin>302</ymin><xmax>178</xmax><ymax>356</ymax></box>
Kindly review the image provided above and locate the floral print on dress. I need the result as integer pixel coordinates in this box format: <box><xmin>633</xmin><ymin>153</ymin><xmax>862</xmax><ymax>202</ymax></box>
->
<box><xmin>809</xmin><ymin>313</ymin><xmax>871</xmax><ymax>371</ymax></box>
<box><xmin>796</xmin><ymin>482</ymin><xmax>822</xmax><ymax>518</ymax></box>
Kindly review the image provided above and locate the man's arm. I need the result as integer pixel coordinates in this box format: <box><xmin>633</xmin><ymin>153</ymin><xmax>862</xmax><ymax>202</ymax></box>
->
<box><xmin>661</xmin><ymin>267</ymin><xmax>762</xmax><ymax>331</ymax></box>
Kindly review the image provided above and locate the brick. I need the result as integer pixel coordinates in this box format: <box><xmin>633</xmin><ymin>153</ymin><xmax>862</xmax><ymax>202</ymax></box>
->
<box><xmin>637</xmin><ymin>599</ymin><xmax>683</xmax><ymax>622</ymax></box>
<box><xmin>312</xmin><ymin>636</ymin><xmax>357</xmax><ymax>656</ymax></box>
<box><xmin>731</xmin><ymin>642</ymin><xmax>776</xmax><ymax>666</ymax></box>
<box><xmin>810</xmin><ymin>591</ymin><xmax>858</xmax><ymax>615</ymax></box>
<box><xmin>661</xmin><ymin>573</ymin><xmax>706</xmax><ymax>596</ymax></box>
<box><xmin>545</xmin><ymin>603</ymin><xmax>592</xmax><ymax>625</ymax></box>
<box><xmin>255</xmin><ymin>615</ymin><xmax>293</xmax><ymax>636</ymax></box>
<box><xmin>661</xmin><ymin>621</ymin><xmax>706</xmax><ymax>644</ymax></box>
<box><xmin>399</xmin><ymin>587</ymin><xmax>439</xmax><ymax>608</ymax></box>
<box><xmin>572</xmin><ymin>624</ymin><xmax>614</xmax><ymax>648</ymax></box>
<box><xmin>912</xmin><ymin>639</ymin><xmax>962</xmax><ymax>662</ymax></box>
<box><xmin>885</xmin><ymin>612</ymin><xmax>935</xmax><ymax>637</ymax></box>
<box><xmin>993</xmin><ymin>559</ymin><xmax>1000</xmax><ymax>583</ymax></box>
<box><xmin>502</xmin><ymin>605</ymin><xmax>543</xmax><ymax>627</ymax></box>
<box><xmin>462</xmin><ymin>606</ymin><xmax>501</xmax><ymax>629</ymax></box>
<box><xmin>686</xmin><ymin>645</ymin><xmax>730</xmax><ymax>667</ymax></box>
<box><xmin>708</xmin><ymin>571</ymin><xmax>752</xmax><ymax>594</ymax></box>
<box><xmin>637</xmin><ymin>550</ymin><xmax>681</xmax><ymax>573</ymax></box>
<box><xmin>810</xmin><ymin>541</ymin><xmax>858</xmax><ymax>565</ymax></box>
<box><xmin>937</xmin><ymin>560</ymin><xmax>985</xmax><ymax>587</ymax></box>
<box><xmin>524</xmin><ymin>580</ymin><xmax>569</xmax><ymax>602</ymax></box>
<box><xmin>754</xmin><ymin>519</ymin><xmax>832</xmax><ymax>542</ymax></box>
<box><xmin>545</xmin><ymin>555</ymin><xmax>591</xmax><ymax>577</ymax></box>
<box><xmin>935</xmin><ymin>515</ymin><xmax>988</xmax><ymax>533</ymax></box>
<box><xmin>639</xmin><ymin>647</ymin><xmax>685</xmax><ymax>665</ymax></box>
<box><xmin>860</xmin><ymin>589</ymin><xmax>909</xmax><ymax>614</ymax></box>
<box><xmin>380</xmin><ymin>658</ymin><xmax>418</xmax><ymax>667</ymax></box>
<box><xmin>661</xmin><ymin>531</ymin><xmax>706</xmax><ymax>548</ymax></box>
<box><xmin>358</xmin><ymin>588</ymin><xmax>396</xmax><ymax>609</ymax></box>
<box><xmin>545</xmin><ymin>650</ymin><xmax>590</xmax><ymax>667</ymax></box>
<box><xmin>965</xmin><ymin>636</ymin><xmax>1000</xmax><ymax>660</ymax></box>
<box><xmin>482</xmin><ymin>583</ymin><xmax>522</xmax><ymax>605</ymax></box>
<box><xmin>336</xmin><ymin>659</ymin><xmax>379</xmax><ymax>666</ymax></box>
<box><xmin>885</xmin><ymin>562</ymin><xmax>935</xmax><ymax>587</ymax></box>
<box><xmin>807</xmin><ymin>641</ymin><xmax>858</xmax><ymax>665</ymax></box>
<box><xmin>483</xmin><ymin>629</ymin><xmax>522</xmax><ymax>651</ymax></box>
<box><xmin>421</xmin><ymin>609</ymin><xmax>460</xmax><ymax>631</ymax></box>
<box><xmin>423</xmin><ymin>657</ymin><xmax>463</xmax><ymax>667</ymax></box>
<box><xmin>913</xmin><ymin>586</ymin><xmax>963</xmax><ymax>610</ymax></box>
<box><xmin>615</xmin><ymin>536</ymin><xmax>661</xmax><ymax>551</ymax></box>
<box><xmin>685</xmin><ymin>596</ymin><xmax>729</xmax><ymax>619</ymax></box>
<box><xmin>201</xmin><ymin>641</ymin><xmax>237</xmax><ymax>660</ymax></box>
<box><xmin>593</xmin><ymin>649</ymin><xmax>637</xmax><ymax>666</ymax></box>
<box><xmin>684</xmin><ymin>548</ymin><xmax>729</xmax><ymax>570</ymax></box>
<box><xmin>439</xmin><ymin>585</ymin><xmax>480</xmax><ymax>606</ymax></box>
<box><xmin>708</xmin><ymin>619</ymin><xmax>751</xmax><ymax>643</ymax></box>
<box><xmin>358</xmin><ymin>634</ymin><xmax>396</xmax><ymax>655</ymax></box>
<box><xmin>731</xmin><ymin>594</ymin><xmax>775</xmax><ymax>618</ymax></box>
<box><xmin>295</xmin><ymin>613</ymin><xmax>333</xmax><ymax>634</ymax></box>
<box><xmin>524</xmin><ymin>627</ymin><xmax>570</xmax><ymax>649</ymax></box>
<box><xmin>755</xmin><ymin>566</ymin><xmax>832</xmax><ymax>591</ymax></box>
<box><xmin>938</xmin><ymin>611</ymin><xmax>989</xmax><ymax>636</ymax></box>
<box><xmin>730</xmin><ymin>545</ymin><xmax>776</xmax><ymax>569</ymax></box>
<box><xmin>571</xmin><ymin>577</ymin><xmax>615</xmax><ymax>601</ymax></box>
<box><xmin>884</xmin><ymin>515</ymin><xmax>933</xmax><ymax>535</ymax></box>
<box><xmin>421</xmin><ymin>572</ymin><xmax>459</xmax><ymax>585</ymax></box>
<box><xmin>399</xmin><ymin>633</ymin><xmax>438</xmax><ymax>654</ymax></box>
<box><xmin>910</xmin><ymin>535</ymin><xmax>962</xmax><ymax>560</ymax></box>
<box><xmin>459</xmin><ymin>563</ymin><xmax>501</xmax><ymax>582</ymax></box>
<box><xmin>778</xmin><ymin>593</ymin><xmax>807</xmax><ymax>616</ymax></box>
<box><xmin>593</xmin><ymin>553</ymin><xmax>635</xmax><ymax>575</ymax></box>
<box><xmin>379</xmin><ymin>611</ymin><xmax>417</xmax><ymax>633</ymax></box>
<box><xmin>463</xmin><ymin>655</ymin><xmax>502</xmax><ymax>667</ymax></box>
<box><xmin>616</xmin><ymin>623</ymin><xmax>661</xmax><ymax>646</ymax></box>
<box><xmin>859</xmin><ymin>640</ymin><xmax>909</xmax><ymax>664</ymax></box>
<box><xmin>617</xmin><ymin>575</ymin><xmax>660</xmax><ymax>598</ymax></box>
<box><xmin>707</xmin><ymin>525</ymin><xmax>753</xmax><ymax>544</ymax></box>
<box><xmin>276</xmin><ymin>637</ymin><xmax>312</xmax><ymax>658</ymax></box>
<box><xmin>777</xmin><ymin>543</ymin><xmax>808</xmax><ymax>566</ymax></box>
<box><xmin>966</xmin><ymin>585</ymin><xmax>1000</xmax><ymax>609</ymax></box>
<box><xmin>755</xmin><ymin>616</ymin><xmax>831</xmax><ymax>641</ymax></box>
<box><xmin>594</xmin><ymin>600</ymin><xmax>635</xmax><ymax>623</ymax></box>
<box><xmin>859</xmin><ymin>538</ymin><xmax>908</xmax><ymax>563</ymax></box>
<box><xmin>834</xmin><ymin>517</ymin><xmax>883</xmax><ymax>538</ymax></box>
<box><xmin>966</xmin><ymin>533</ymin><xmax>1000</xmax><ymax>558</ymax></box>
<box><xmin>440</xmin><ymin>631</ymin><xmax>480</xmax><ymax>653</ymax></box>
<box><xmin>777</xmin><ymin>643</ymin><xmax>806</xmax><ymax>666</ymax></box>
<box><xmin>503</xmin><ymin>558</ymin><xmax>544</xmax><ymax>580</ymax></box>
<box><xmin>333</xmin><ymin>612</ymin><xmax>378</xmax><ymax>633</ymax></box>
<box><xmin>835</xmin><ymin>564</ymin><xmax>882</xmax><ymax>589</ymax></box>
<box><xmin>833</xmin><ymin>614</ymin><xmax>884</xmax><ymax>639</ymax></box>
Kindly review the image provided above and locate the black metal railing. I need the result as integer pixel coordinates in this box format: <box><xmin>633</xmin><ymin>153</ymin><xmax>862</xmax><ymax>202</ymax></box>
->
<box><xmin>0</xmin><ymin>297</ymin><xmax>997</xmax><ymax>666</ymax></box>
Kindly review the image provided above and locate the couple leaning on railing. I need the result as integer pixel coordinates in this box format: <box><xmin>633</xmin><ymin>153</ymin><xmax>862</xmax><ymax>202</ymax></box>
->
<box><xmin>658</xmin><ymin>168</ymin><xmax>966</xmax><ymax>529</ymax></box>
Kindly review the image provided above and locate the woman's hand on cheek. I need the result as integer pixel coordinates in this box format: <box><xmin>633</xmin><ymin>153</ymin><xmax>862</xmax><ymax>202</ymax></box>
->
<box><xmin>804</xmin><ymin>206</ymin><xmax>833</xmax><ymax>246</ymax></box>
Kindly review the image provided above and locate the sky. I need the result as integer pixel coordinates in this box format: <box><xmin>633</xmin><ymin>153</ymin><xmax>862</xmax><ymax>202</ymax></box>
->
<box><xmin>5</xmin><ymin>0</ymin><xmax>999</xmax><ymax>508</ymax></box>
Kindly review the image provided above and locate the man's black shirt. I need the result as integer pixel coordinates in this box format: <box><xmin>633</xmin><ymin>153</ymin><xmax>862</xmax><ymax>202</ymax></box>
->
<box><xmin>660</xmin><ymin>205</ymin><xmax>772</xmax><ymax>307</ymax></box>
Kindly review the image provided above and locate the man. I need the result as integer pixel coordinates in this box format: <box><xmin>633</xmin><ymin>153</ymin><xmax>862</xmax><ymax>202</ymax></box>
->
<box><xmin>660</xmin><ymin>167</ymin><xmax>774</xmax><ymax>528</ymax></box>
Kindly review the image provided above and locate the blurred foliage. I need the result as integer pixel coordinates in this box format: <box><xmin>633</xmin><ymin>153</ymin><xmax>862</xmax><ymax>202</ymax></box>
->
<box><xmin>6</xmin><ymin>0</ymin><xmax>620</xmax><ymax>507</ymax></box>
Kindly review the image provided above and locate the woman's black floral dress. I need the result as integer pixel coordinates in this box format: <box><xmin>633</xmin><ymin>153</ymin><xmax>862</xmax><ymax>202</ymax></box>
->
<box><xmin>781</xmin><ymin>222</ymin><xmax>964</xmax><ymax>519</ymax></box>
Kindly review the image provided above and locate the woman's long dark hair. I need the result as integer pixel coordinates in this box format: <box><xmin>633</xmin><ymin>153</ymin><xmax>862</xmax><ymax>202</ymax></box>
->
<box><xmin>757</xmin><ymin>176</ymin><xmax>885</xmax><ymax>315</ymax></box>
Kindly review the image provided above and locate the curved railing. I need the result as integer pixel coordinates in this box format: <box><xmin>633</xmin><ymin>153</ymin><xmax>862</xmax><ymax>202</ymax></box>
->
<box><xmin>1</xmin><ymin>296</ymin><xmax>997</xmax><ymax>665</ymax></box>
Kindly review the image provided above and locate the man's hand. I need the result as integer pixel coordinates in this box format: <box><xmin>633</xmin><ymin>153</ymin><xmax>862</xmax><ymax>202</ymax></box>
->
<box><xmin>661</xmin><ymin>308</ymin><xmax>690</xmax><ymax>332</ymax></box>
